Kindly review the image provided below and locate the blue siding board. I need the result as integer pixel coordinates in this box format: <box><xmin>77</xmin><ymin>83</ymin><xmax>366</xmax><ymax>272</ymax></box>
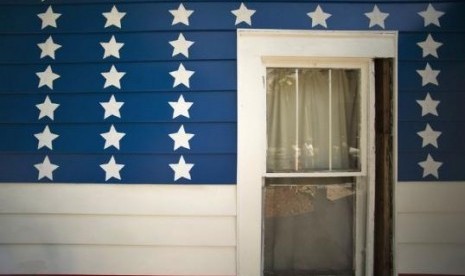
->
<box><xmin>0</xmin><ymin>92</ymin><xmax>236</xmax><ymax>123</ymax></box>
<box><xmin>0</xmin><ymin>123</ymin><xmax>236</xmax><ymax>154</ymax></box>
<box><xmin>0</xmin><ymin>153</ymin><xmax>237</xmax><ymax>184</ymax></box>
<box><xmin>0</xmin><ymin>61</ymin><xmax>237</xmax><ymax>93</ymax></box>
<box><xmin>398</xmin><ymin>121</ymin><xmax>465</xmax><ymax>152</ymax></box>
<box><xmin>398</xmin><ymin>91</ymin><xmax>465</xmax><ymax>122</ymax></box>
<box><xmin>1</xmin><ymin>2</ymin><xmax>465</xmax><ymax>33</ymax></box>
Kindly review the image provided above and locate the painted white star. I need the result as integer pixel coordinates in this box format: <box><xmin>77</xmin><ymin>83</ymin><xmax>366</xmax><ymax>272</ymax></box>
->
<box><xmin>417</xmin><ymin>123</ymin><xmax>441</xmax><ymax>148</ymax></box>
<box><xmin>418</xmin><ymin>4</ymin><xmax>445</xmax><ymax>27</ymax></box>
<box><xmin>169</xmin><ymin>3</ymin><xmax>193</xmax><ymax>26</ymax></box>
<box><xmin>100</xmin><ymin>125</ymin><xmax>126</xmax><ymax>150</ymax></box>
<box><xmin>169</xmin><ymin>95</ymin><xmax>193</xmax><ymax>119</ymax></box>
<box><xmin>418</xmin><ymin>154</ymin><xmax>443</xmax><ymax>179</ymax></box>
<box><xmin>34</xmin><ymin>156</ymin><xmax>59</xmax><ymax>180</ymax></box>
<box><xmin>169</xmin><ymin>33</ymin><xmax>194</xmax><ymax>58</ymax></box>
<box><xmin>36</xmin><ymin>95</ymin><xmax>59</xmax><ymax>120</ymax></box>
<box><xmin>37</xmin><ymin>36</ymin><xmax>61</xmax><ymax>59</ymax></box>
<box><xmin>101</xmin><ymin>65</ymin><xmax>126</xmax><ymax>89</ymax></box>
<box><xmin>100</xmin><ymin>95</ymin><xmax>124</xmax><ymax>119</ymax></box>
<box><xmin>34</xmin><ymin>125</ymin><xmax>59</xmax><ymax>150</ymax></box>
<box><xmin>170</xmin><ymin>63</ymin><xmax>194</xmax><ymax>88</ymax></box>
<box><xmin>36</xmin><ymin>65</ymin><xmax>60</xmax><ymax>89</ymax></box>
<box><xmin>417</xmin><ymin>34</ymin><xmax>443</xmax><ymax>58</ymax></box>
<box><xmin>417</xmin><ymin>63</ymin><xmax>440</xmax><ymax>86</ymax></box>
<box><xmin>100</xmin><ymin>156</ymin><xmax>125</xmax><ymax>181</ymax></box>
<box><xmin>307</xmin><ymin>5</ymin><xmax>331</xmax><ymax>28</ymax></box>
<box><xmin>100</xmin><ymin>35</ymin><xmax>124</xmax><ymax>59</ymax></box>
<box><xmin>365</xmin><ymin>5</ymin><xmax>389</xmax><ymax>29</ymax></box>
<box><xmin>417</xmin><ymin>93</ymin><xmax>440</xmax><ymax>117</ymax></box>
<box><xmin>37</xmin><ymin>6</ymin><xmax>61</xmax><ymax>29</ymax></box>
<box><xmin>169</xmin><ymin>125</ymin><xmax>195</xmax><ymax>150</ymax></box>
<box><xmin>169</xmin><ymin>155</ymin><xmax>194</xmax><ymax>181</ymax></box>
<box><xmin>103</xmin><ymin>5</ymin><xmax>126</xmax><ymax>28</ymax></box>
<box><xmin>231</xmin><ymin>3</ymin><xmax>256</xmax><ymax>26</ymax></box>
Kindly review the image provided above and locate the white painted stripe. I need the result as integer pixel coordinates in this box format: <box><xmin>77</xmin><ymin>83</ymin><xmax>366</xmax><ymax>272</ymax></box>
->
<box><xmin>0</xmin><ymin>244</ymin><xmax>236</xmax><ymax>275</ymax></box>
<box><xmin>397</xmin><ymin>181</ymin><xmax>465</xmax><ymax>213</ymax></box>
<box><xmin>396</xmin><ymin>181</ymin><xmax>465</xmax><ymax>275</ymax></box>
<box><xmin>397</xmin><ymin>213</ymin><xmax>465</xmax><ymax>244</ymax></box>
<box><xmin>0</xmin><ymin>214</ymin><xmax>236</xmax><ymax>247</ymax></box>
<box><xmin>397</xmin><ymin>243</ymin><xmax>465</xmax><ymax>275</ymax></box>
<box><xmin>0</xmin><ymin>184</ymin><xmax>236</xmax><ymax>216</ymax></box>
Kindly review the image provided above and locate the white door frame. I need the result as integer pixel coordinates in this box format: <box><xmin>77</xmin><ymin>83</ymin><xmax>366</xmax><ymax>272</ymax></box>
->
<box><xmin>236</xmin><ymin>29</ymin><xmax>398</xmax><ymax>276</ymax></box>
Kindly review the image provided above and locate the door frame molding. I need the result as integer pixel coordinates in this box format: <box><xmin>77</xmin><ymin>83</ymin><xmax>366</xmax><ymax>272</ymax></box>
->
<box><xmin>236</xmin><ymin>29</ymin><xmax>398</xmax><ymax>276</ymax></box>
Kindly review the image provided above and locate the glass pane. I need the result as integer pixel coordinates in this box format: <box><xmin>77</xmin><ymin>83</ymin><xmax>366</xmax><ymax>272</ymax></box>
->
<box><xmin>263</xmin><ymin>177</ymin><xmax>355</xmax><ymax>276</ymax></box>
<box><xmin>267</xmin><ymin>68</ymin><xmax>361</xmax><ymax>173</ymax></box>
<box><xmin>266</xmin><ymin>68</ymin><xmax>297</xmax><ymax>172</ymax></box>
<box><xmin>330</xmin><ymin>69</ymin><xmax>361</xmax><ymax>171</ymax></box>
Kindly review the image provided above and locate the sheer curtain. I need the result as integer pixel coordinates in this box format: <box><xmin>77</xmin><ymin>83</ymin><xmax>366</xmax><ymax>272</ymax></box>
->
<box><xmin>266</xmin><ymin>68</ymin><xmax>360</xmax><ymax>172</ymax></box>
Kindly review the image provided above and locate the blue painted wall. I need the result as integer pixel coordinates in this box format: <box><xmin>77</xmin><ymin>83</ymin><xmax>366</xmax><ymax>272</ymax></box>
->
<box><xmin>0</xmin><ymin>0</ymin><xmax>464</xmax><ymax>183</ymax></box>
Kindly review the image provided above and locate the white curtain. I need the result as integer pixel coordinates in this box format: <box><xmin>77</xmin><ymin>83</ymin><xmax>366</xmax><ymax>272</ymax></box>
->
<box><xmin>266</xmin><ymin>68</ymin><xmax>360</xmax><ymax>173</ymax></box>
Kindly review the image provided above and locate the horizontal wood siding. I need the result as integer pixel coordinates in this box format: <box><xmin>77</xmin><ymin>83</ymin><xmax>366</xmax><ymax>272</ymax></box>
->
<box><xmin>0</xmin><ymin>245</ymin><xmax>236</xmax><ymax>275</ymax></box>
<box><xmin>397</xmin><ymin>182</ymin><xmax>465</xmax><ymax>275</ymax></box>
<box><xmin>0</xmin><ymin>184</ymin><xmax>237</xmax><ymax>275</ymax></box>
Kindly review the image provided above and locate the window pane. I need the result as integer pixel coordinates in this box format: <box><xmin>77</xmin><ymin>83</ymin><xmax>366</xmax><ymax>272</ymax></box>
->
<box><xmin>263</xmin><ymin>177</ymin><xmax>355</xmax><ymax>276</ymax></box>
<box><xmin>266</xmin><ymin>68</ymin><xmax>297</xmax><ymax>172</ymax></box>
<box><xmin>267</xmin><ymin>68</ymin><xmax>361</xmax><ymax>173</ymax></box>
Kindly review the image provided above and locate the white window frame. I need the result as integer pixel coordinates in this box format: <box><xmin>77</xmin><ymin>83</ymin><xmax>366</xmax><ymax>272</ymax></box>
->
<box><xmin>263</xmin><ymin>57</ymin><xmax>369</xmax><ymax>177</ymax></box>
<box><xmin>237</xmin><ymin>29</ymin><xmax>398</xmax><ymax>276</ymax></box>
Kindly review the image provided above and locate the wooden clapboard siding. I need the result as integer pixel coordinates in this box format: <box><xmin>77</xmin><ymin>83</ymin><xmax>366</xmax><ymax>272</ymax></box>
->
<box><xmin>397</xmin><ymin>182</ymin><xmax>465</xmax><ymax>275</ymax></box>
<box><xmin>0</xmin><ymin>184</ymin><xmax>237</xmax><ymax>275</ymax></box>
<box><xmin>0</xmin><ymin>184</ymin><xmax>236</xmax><ymax>215</ymax></box>
<box><xmin>0</xmin><ymin>245</ymin><xmax>236</xmax><ymax>275</ymax></box>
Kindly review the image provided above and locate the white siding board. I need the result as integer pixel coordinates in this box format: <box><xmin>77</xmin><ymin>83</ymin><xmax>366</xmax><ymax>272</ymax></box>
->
<box><xmin>397</xmin><ymin>243</ymin><xmax>465</xmax><ymax>275</ymax></box>
<box><xmin>397</xmin><ymin>213</ymin><xmax>465</xmax><ymax>244</ymax></box>
<box><xmin>0</xmin><ymin>184</ymin><xmax>236</xmax><ymax>216</ymax></box>
<box><xmin>397</xmin><ymin>182</ymin><xmax>465</xmax><ymax>213</ymax></box>
<box><xmin>0</xmin><ymin>184</ymin><xmax>238</xmax><ymax>274</ymax></box>
<box><xmin>0</xmin><ymin>214</ymin><xmax>236</xmax><ymax>246</ymax></box>
<box><xmin>0</xmin><ymin>244</ymin><xmax>236</xmax><ymax>275</ymax></box>
<box><xmin>396</xmin><ymin>182</ymin><xmax>465</xmax><ymax>275</ymax></box>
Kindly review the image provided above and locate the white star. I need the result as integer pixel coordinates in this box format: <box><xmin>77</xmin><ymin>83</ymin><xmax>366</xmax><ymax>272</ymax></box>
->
<box><xmin>169</xmin><ymin>33</ymin><xmax>194</xmax><ymax>58</ymax></box>
<box><xmin>169</xmin><ymin>125</ymin><xmax>195</xmax><ymax>150</ymax></box>
<box><xmin>169</xmin><ymin>155</ymin><xmax>194</xmax><ymax>181</ymax></box>
<box><xmin>417</xmin><ymin>63</ymin><xmax>440</xmax><ymax>86</ymax></box>
<box><xmin>417</xmin><ymin>34</ymin><xmax>443</xmax><ymax>58</ymax></box>
<box><xmin>307</xmin><ymin>5</ymin><xmax>331</xmax><ymax>28</ymax></box>
<box><xmin>37</xmin><ymin>6</ymin><xmax>61</xmax><ymax>29</ymax></box>
<box><xmin>418</xmin><ymin>154</ymin><xmax>443</xmax><ymax>179</ymax></box>
<box><xmin>100</xmin><ymin>156</ymin><xmax>125</xmax><ymax>181</ymax></box>
<box><xmin>418</xmin><ymin>4</ymin><xmax>445</xmax><ymax>27</ymax></box>
<box><xmin>100</xmin><ymin>95</ymin><xmax>124</xmax><ymax>119</ymax></box>
<box><xmin>37</xmin><ymin>36</ymin><xmax>61</xmax><ymax>59</ymax></box>
<box><xmin>100</xmin><ymin>35</ymin><xmax>124</xmax><ymax>59</ymax></box>
<box><xmin>170</xmin><ymin>63</ymin><xmax>194</xmax><ymax>88</ymax></box>
<box><xmin>34</xmin><ymin>156</ymin><xmax>59</xmax><ymax>180</ymax></box>
<box><xmin>169</xmin><ymin>3</ymin><xmax>193</xmax><ymax>26</ymax></box>
<box><xmin>169</xmin><ymin>95</ymin><xmax>193</xmax><ymax>119</ymax></box>
<box><xmin>101</xmin><ymin>65</ymin><xmax>126</xmax><ymax>89</ymax></box>
<box><xmin>103</xmin><ymin>5</ymin><xmax>126</xmax><ymax>28</ymax></box>
<box><xmin>34</xmin><ymin>125</ymin><xmax>59</xmax><ymax>150</ymax></box>
<box><xmin>417</xmin><ymin>123</ymin><xmax>441</xmax><ymax>148</ymax></box>
<box><xmin>231</xmin><ymin>3</ymin><xmax>256</xmax><ymax>26</ymax></box>
<box><xmin>36</xmin><ymin>65</ymin><xmax>60</xmax><ymax>89</ymax></box>
<box><xmin>100</xmin><ymin>125</ymin><xmax>126</xmax><ymax>150</ymax></box>
<box><xmin>36</xmin><ymin>95</ymin><xmax>59</xmax><ymax>120</ymax></box>
<box><xmin>417</xmin><ymin>93</ymin><xmax>440</xmax><ymax>117</ymax></box>
<box><xmin>365</xmin><ymin>5</ymin><xmax>389</xmax><ymax>29</ymax></box>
